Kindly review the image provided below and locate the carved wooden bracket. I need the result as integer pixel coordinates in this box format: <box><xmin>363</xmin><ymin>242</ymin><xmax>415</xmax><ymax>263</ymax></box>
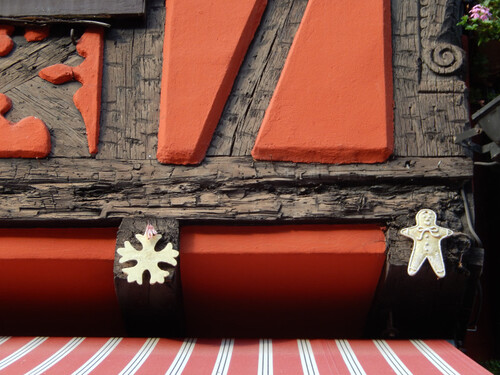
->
<box><xmin>114</xmin><ymin>218</ymin><xmax>183</xmax><ymax>337</ymax></box>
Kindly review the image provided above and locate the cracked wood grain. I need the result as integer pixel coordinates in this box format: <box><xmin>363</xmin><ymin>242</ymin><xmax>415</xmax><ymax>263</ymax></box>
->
<box><xmin>0</xmin><ymin>156</ymin><xmax>472</xmax><ymax>222</ymax></box>
<box><xmin>391</xmin><ymin>0</ymin><xmax>468</xmax><ymax>156</ymax></box>
<box><xmin>98</xmin><ymin>0</ymin><xmax>165</xmax><ymax>160</ymax></box>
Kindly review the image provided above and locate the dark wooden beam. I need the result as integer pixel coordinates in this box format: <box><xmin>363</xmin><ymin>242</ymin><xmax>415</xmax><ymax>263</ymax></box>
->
<box><xmin>0</xmin><ymin>156</ymin><xmax>471</xmax><ymax>221</ymax></box>
<box><xmin>0</xmin><ymin>0</ymin><xmax>146</xmax><ymax>18</ymax></box>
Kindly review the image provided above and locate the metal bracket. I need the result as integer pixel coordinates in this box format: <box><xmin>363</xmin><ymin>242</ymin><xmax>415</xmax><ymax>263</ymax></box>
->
<box><xmin>454</xmin><ymin>126</ymin><xmax>482</xmax><ymax>143</ymax></box>
<box><xmin>454</xmin><ymin>126</ymin><xmax>500</xmax><ymax>160</ymax></box>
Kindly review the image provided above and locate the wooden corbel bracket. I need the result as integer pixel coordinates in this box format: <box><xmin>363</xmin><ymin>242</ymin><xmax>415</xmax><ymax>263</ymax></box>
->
<box><xmin>114</xmin><ymin>218</ymin><xmax>183</xmax><ymax>337</ymax></box>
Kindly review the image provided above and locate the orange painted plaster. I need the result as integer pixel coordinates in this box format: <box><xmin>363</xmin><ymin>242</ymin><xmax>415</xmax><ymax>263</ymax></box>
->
<box><xmin>24</xmin><ymin>26</ymin><xmax>50</xmax><ymax>42</ymax></box>
<box><xmin>157</xmin><ymin>0</ymin><xmax>267</xmax><ymax>164</ymax></box>
<box><xmin>39</xmin><ymin>27</ymin><xmax>104</xmax><ymax>155</ymax></box>
<box><xmin>0</xmin><ymin>228</ymin><xmax>117</xmax><ymax>260</ymax></box>
<box><xmin>252</xmin><ymin>0</ymin><xmax>393</xmax><ymax>164</ymax></box>
<box><xmin>0</xmin><ymin>93</ymin><xmax>51</xmax><ymax>158</ymax></box>
<box><xmin>0</xmin><ymin>25</ymin><xmax>15</xmax><ymax>57</ymax></box>
<box><xmin>180</xmin><ymin>224</ymin><xmax>386</xmax><ymax>338</ymax></box>
<box><xmin>0</xmin><ymin>228</ymin><xmax>123</xmax><ymax>336</ymax></box>
<box><xmin>40</xmin><ymin>64</ymin><xmax>74</xmax><ymax>84</ymax></box>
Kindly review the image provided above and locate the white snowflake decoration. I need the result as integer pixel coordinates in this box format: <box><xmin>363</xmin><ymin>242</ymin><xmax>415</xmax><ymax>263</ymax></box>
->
<box><xmin>117</xmin><ymin>233</ymin><xmax>179</xmax><ymax>285</ymax></box>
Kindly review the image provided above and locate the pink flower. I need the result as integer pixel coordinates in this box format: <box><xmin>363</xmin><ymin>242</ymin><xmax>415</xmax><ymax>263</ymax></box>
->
<box><xmin>469</xmin><ymin>4</ymin><xmax>492</xmax><ymax>21</ymax></box>
<box><xmin>144</xmin><ymin>223</ymin><xmax>158</xmax><ymax>239</ymax></box>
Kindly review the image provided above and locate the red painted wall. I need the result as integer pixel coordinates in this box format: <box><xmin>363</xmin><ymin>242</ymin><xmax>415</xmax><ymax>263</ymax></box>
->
<box><xmin>0</xmin><ymin>228</ymin><xmax>123</xmax><ymax>336</ymax></box>
<box><xmin>252</xmin><ymin>0</ymin><xmax>393</xmax><ymax>164</ymax></box>
<box><xmin>180</xmin><ymin>225</ymin><xmax>386</xmax><ymax>338</ymax></box>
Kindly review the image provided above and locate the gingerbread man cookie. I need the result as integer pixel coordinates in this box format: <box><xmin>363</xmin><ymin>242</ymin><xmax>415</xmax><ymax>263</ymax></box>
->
<box><xmin>400</xmin><ymin>209</ymin><xmax>453</xmax><ymax>278</ymax></box>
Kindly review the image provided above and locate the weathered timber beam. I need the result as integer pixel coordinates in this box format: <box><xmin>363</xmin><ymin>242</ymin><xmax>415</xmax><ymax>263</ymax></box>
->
<box><xmin>0</xmin><ymin>183</ymin><xmax>464</xmax><ymax>220</ymax></box>
<box><xmin>0</xmin><ymin>157</ymin><xmax>471</xmax><ymax>221</ymax></box>
<box><xmin>0</xmin><ymin>185</ymin><xmax>461</xmax><ymax>221</ymax></box>
<box><xmin>3</xmin><ymin>156</ymin><xmax>472</xmax><ymax>184</ymax></box>
<box><xmin>391</xmin><ymin>0</ymin><xmax>468</xmax><ymax>157</ymax></box>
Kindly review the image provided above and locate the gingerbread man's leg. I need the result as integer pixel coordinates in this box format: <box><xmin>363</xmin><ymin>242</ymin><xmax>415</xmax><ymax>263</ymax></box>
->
<box><xmin>427</xmin><ymin>250</ymin><xmax>446</xmax><ymax>278</ymax></box>
<box><xmin>407</xmin><ymin>245</ymin><xmax>427</xmax><ymax>276</ymax></box>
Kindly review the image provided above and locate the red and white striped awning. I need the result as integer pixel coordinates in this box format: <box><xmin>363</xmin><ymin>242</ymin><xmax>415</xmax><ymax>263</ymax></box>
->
<box><xmin>0</xmin><ymin>336</ymin><xmax>490</xmax><ymax>374</ymax></box>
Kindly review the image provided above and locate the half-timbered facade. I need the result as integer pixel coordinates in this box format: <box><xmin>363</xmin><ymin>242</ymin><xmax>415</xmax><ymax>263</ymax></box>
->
<box><xmin>0</xmin><ymin>0</ymin><xmax>489</xmax><ymax>372</ymax></box>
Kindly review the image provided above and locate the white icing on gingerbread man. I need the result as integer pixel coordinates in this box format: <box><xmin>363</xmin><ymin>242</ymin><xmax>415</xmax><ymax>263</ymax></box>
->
<box><xmin>400</xmin><ymin>209</ymin><xmax>453</xmax><ymax>278</ymax></box>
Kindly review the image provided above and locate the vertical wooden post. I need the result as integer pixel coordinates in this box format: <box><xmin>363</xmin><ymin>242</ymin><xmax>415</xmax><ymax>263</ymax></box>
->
<box><xmin>114</xmin><ymin>218</ymin><xmax>183</xmax><ymax>337</ymax></box>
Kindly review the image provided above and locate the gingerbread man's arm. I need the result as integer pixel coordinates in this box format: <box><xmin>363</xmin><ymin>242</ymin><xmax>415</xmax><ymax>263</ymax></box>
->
<box><xmin>400</xmin><ymin>226</ymin><xmax>417</xmax><ymax>238</ymax></box>
<box><xmin>439</xmin><ymin>228</ymin><xmax>453</xmax><ymax>238</ymax></box>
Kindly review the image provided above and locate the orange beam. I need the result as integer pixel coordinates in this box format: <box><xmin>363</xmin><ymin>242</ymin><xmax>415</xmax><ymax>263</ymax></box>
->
<box><xmin>180</xmin><ymin>225</ymin><xmax>386</xmax><ymax>338</ymax></box>
<box><xmin>0</xmin><ymin>228</ymin><xmax>123</xmax><ymax>336</ymax></box>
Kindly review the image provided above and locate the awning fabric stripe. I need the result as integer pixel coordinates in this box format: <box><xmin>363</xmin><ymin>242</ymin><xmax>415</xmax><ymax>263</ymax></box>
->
<box><xmin>0</xmin><ymin>337</ymin><xmax>490</xmax><ymax>374</ymax></box>
<box><xmin>258</xmin><ymin>339</ymin><xmax>272</xmax><ymax>375</ymax></box>
<box><xmin>26</xmin><ymin>337</ymin><xmax>85</xmax><ymax>375</ymax></box>
<box><xmin>373</xmin><ymin>339</ymin><xmax>412</xmax><ymax>375</ymax></box>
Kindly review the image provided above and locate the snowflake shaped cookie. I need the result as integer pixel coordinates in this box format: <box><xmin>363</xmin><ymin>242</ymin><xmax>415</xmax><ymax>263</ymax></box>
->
<box><xmin>117</xmin><ymin>233</ymin><xmax>179</xmax><ymax>285</ymax></box>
